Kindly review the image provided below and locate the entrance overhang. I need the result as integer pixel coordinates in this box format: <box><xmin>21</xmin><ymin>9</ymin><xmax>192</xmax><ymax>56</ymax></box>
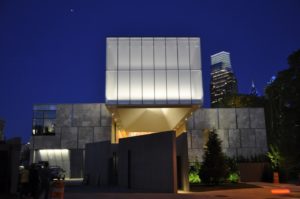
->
<box><xmin>107</xmin><ymin>105</ymin><xmax>199</xmax><ymax>133</ymax></box>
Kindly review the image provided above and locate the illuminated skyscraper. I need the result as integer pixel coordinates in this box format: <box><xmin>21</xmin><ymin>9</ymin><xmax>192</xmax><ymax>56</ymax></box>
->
<box><xmin>210</xmin><ymin>51</ymin><xmax>238</xmax><ymax>107</ymax></box>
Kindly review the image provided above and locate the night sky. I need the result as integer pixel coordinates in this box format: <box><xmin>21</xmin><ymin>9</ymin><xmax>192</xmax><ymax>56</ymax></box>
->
<box><xmin>1</xmin><ymin>0</ymin><xmax>300</xmax><ymax>142</ymax></box>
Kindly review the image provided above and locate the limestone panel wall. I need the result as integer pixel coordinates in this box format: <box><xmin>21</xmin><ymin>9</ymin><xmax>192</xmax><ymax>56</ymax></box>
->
<box><xmin>32</xmin><ymin>103</ymin><xmax>112</xmax><ymax>150</ymax></box>
<box><xmin>187</xmin><ymin>108</ymin><xmax>268</xmax><ymax>162</ymax></box>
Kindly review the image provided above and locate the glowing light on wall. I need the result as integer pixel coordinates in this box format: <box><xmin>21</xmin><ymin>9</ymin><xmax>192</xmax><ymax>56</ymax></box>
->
<box><xmin>106</xmin><ymin>37</ymin><xmax>203</xmax><ymax>105</ymax></box>
<box><xmin>35</xmin><ymin>149</ymin><xmax>70</xmax><ymax>178</ymax></box>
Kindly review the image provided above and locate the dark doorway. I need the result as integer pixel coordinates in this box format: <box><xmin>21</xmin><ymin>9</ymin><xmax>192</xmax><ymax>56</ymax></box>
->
<box><xmin>177</xmin><ymin>156</ymin><xmax>182</xmax><ymax>190</ymax></box>
<box><xmin>108</xmin><ymin>152</ymin><xmax>118</xmax><ymax>186</ymax></box>
<box><xmin>70</xmin><ymin>149</ymin><xmax>84</xmax><ymax>178</ymax></box>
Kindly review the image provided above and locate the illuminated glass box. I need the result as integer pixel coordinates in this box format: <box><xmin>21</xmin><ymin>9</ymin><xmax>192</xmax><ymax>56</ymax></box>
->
<box><xmin>106</xmin><ymin>37</ymin><xmax>203</xmax><ymax>105</ymax></box>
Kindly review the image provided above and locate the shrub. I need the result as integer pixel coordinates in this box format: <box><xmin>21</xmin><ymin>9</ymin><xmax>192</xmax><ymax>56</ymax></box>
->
<box><xmin>189</xmin><ymin>170</ymin><xmax>201</xmax><ymax>184</ymax></box>
<box><xmin>189</xmin><ymin>160</ymin><xmax>201</xmax><ymax>184</ymax></box>
<box><xmin>228</xmin><ymin>173</ymin><xmax>239</xmax><ymax>183</ymax></box>
<box><xmin>199</xmin><ymin>130</ymin><xmax>227</xmax><ymax>185</ymax></box>
<box><xmin>225</xmin><ymin>157</ymin><xmax>240</xmax><ymax>183</ymax></box>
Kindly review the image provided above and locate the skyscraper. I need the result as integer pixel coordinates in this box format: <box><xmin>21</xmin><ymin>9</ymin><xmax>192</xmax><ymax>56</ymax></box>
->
<box><xmin>210</xmin><ymin>51</ymin><xmax>238</xmax><ymax>107</ymax></box>
<box><xmin>249</xmin><ymin>80</ymin><xmax>259</xmax><ymax>96</ymax></box>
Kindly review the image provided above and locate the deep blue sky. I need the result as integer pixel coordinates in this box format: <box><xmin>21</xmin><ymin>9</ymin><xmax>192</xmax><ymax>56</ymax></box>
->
<box><xmin>1</xmin><ymin>0</ymin><xmax>300</xmax><ymax>142</ymax></box>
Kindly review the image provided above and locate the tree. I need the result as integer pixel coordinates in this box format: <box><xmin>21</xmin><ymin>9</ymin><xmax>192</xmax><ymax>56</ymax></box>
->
<box><xmin>218</xmin><ymin>93</ymin><xmax>265</xmax><ymax>108</ymax></box>
<box><xmin>199</xmin><ymin>130</ymin><xmax>227</xmax><ymax>184</ymax></box>
<box><xmin>265</xmin><ymin>49</ymin><xmax>300</xmax><ymax>178</ymax></box>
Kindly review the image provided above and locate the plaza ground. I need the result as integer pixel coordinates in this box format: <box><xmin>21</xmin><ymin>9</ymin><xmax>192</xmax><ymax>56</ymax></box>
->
<box><xmin>2</xmin><ymin>180</ymin><xmax>300</xmax><ymax>199</ymax></box>
<box><xmin>64</xmin><ymin>180</ymin><xmax>300</xmax><ymax>199</ymax></box>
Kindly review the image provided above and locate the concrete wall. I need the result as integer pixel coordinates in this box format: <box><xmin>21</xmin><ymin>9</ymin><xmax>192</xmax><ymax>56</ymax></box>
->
<box><xmin>31</xmin><ymin>103</ymin><xmax>111</xmax><ymax>178</ymax></box>
<box><xmin>118</xmin><ymin>131</ymin><xmax>177</xmax><ymax>193</ymax></box>
<box><xmin>85</xmin><ymin>131</ymin><xmax>189</xmax><ymax>193</ymax></box>
<box><xmin>85</xmin><ymin>141</ymin><xmax>118</xmax><ymax>186</ymax></box>
<box><xmin>187</xmin><ymin>108</ymin><xmax>268</xmax><ymax>162</ymax></box>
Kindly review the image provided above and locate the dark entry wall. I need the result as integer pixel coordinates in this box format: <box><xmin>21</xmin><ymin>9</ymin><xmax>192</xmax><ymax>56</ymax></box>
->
<box><xmin>85</xmin><ymin>141</ymin><xmax>118</xmax><ymax>186</ymax></box>
<box><xmin>118</xmin><ymin>131</ymin><xmax>177</xmax><ymax>193</ymax></box>
<box><xmin>85</xmin><ymin>131</ymin><xmax>189</xmax><ymax>193</ymax></box>
<box><xmin>176</xmin><ymin>133</ymin><xmax>189</xmax><ymax>191</ymax></box>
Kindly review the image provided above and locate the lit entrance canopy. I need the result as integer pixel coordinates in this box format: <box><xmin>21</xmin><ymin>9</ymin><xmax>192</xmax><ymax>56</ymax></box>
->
<box><xmin>105</xmin><ymin>37</ymin><xmax>203</xmax><ymax>134</ymax></box>
<box><xmin>110</xmin><ymin>107</ymin><xmax>196</xmax><ymax>132</ymax></box>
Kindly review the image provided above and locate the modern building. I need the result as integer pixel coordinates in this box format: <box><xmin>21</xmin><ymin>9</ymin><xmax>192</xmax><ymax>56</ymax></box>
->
<box><xmin>30</xmin><ymin>38</ymin><xmax>267</xmax><ymax>192</ymax></box>
<box><xmin>249</xmin><ymin>80</ymin><xmax>259</xmax><ymax>96</ymax></box>
<box><xmin>105</xmin><ymin>37</ymin><xmax>203</xmax><ymax>141</ymax></box>
<box><xmin>210</xmin><ymin>51</ymin><xmax>238</xmax><ymax>107</ymax></box>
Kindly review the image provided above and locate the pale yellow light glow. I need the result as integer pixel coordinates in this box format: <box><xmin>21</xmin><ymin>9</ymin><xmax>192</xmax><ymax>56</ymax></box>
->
<box><xmin>114</xmin><ymin>107</ymin><xmax>193</xmax><ymax>132</ymax></box>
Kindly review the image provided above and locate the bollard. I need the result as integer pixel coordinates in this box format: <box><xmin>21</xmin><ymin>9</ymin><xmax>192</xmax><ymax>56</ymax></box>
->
<box><xmin>273</xmin><ymin>172</ymin><xmax>279</xmax><ymax>184</ymax></box>
<box><xmin>50</xmin><ymin>180</ymin><xmax>64</xmax><ymax>199</ymax></box>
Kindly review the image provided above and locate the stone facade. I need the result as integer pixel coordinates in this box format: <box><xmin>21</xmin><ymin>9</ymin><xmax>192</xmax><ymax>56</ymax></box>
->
<box><xmin>32</xmin><ymin>103</ymin><xmax>111</xmax><ymax>150</ymax></box>
<box><xmin>31</xmin><ymin>105</ymin><xmax>268</xmax><ymax>178</ymax></box>
<box><xmin>31</xmin><ymin>103</ymin><xmax>111</xmax><ymax>178</ymax></box>
<box><xmin>187</xmin><ymin>108</ymin><xmax>268</xmax><ymax>162</ymax></box>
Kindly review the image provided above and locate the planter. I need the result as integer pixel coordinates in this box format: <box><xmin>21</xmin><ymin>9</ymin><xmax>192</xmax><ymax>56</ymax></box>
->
<box><xmin>238</xmin><ymin>162</ymin><xmax>268</xmax><ymax>182</ymax></box>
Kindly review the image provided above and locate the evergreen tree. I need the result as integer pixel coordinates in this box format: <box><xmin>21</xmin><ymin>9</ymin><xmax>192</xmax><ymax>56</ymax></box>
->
<box><xmin>199</xmin><ymin>130</ymin><xmax>227</xmax><ymax>184</ymax></box>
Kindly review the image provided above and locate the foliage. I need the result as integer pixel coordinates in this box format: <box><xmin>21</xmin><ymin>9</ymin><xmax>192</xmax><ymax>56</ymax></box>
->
<box><xmin>225</xmin><ymin>157</ymin><xmax>240</xmax><ymax>183</ymax></box>
<box><xmin>225</xmin><ymin>157</ymin><xmax>239</xmax><ymax>173</ymax></box>
<box><xmin>218</xmin><ymin>94</ymin><xmax>265</xmax><ymax>108</ymax></box>
<box><xmin>189</xmin><ymin>160</ymin><xmax>201</xmax><ymax>184</ymax></box>
<box><xmin>265</xmin><ymin>49</ymin><xmax>300</xmax><ymax>177</ymax></box>
<box><xmin>227</xmin><ymin>173</ymin><xmax>239</xmax><ymax>183</ymax></box>
<box><xmin>236</xmin><ymin>155</ymin><xmax>268</xmax><ymax>163</ymax></box>
<box><xmin>266</xmin><ymin>145</ymin><xmax>282</xmax><ymax>171</ymax></box>
<box><xmin>189</xmin><ymin>171</ymin><xmax>201</xmax><ymax>184</ymax></box>
<box><xmin>199</xmin><ymin>130</ymin><xmax>227</xmax><ymax>185</ymax></box>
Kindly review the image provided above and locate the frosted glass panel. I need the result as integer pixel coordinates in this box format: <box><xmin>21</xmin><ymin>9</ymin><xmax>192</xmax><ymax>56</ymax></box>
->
<box><xmin>143</xmin><ymin>70</ymin><xmax>154</xmax><ymax>103</ymax></box>
<box><xmin>178</xmin><ymin>38</ymin><xmax>189</xmax><ymax>69</ymax></box>
<box><xmin>154</xmin><ymin>38</ymin><xmax>166</xmax><ymax>70</ymax></box>
<box><xmin>167</xmin><ymin>70</ymin><xmax>179</xmax><ymax>103</ymax></box>
<box><xmin>191</xmin><ymin>70</ymin><xmax>203</xmax><ymax>103</ymax></box>
<box><xmin>179</xmin><ymin>70</ymin><xmax>191</xmax><ymax>103</ymax></box>
<box><xmin>106</xmin><ymin>38</ymin><xmax>118</xmax><ymax>70</ymax></box>
<box><xmin>166</xmin><ymin>38</ymin><xmax>177</xmax><ymax>70</ymax></box>
<box><xmin>118</xmin><ymin>38</ymin><xmax>130</xmax><ymax>70</ymax></box>
<box><xmin>106</xmin><ymin>71</ymin><xmax>118</xmax><ymax>103</ymax></box>
<box><xmin>142</xmin><ymin>38</ymin><xmax>154</xmax><ymax>69</ymax></box>
<box><xmin>130</xmin><ymin>70</ymin><xmax>142</xmax><ymax>103</ymax></box>
<box><xmin>106</xmin><ymin>37</ymin><xmax>203</xmax><ymax>105</ymax></box>
<box><xmin>118</xmin><ymin>71</ymin><xmax>130</xmax><ymax>103</ymax></box>
<box><xmin>155</xmin><ymin>70</ymin><xmax>167</xmax><ymax>103</ymax></box>
<box><xmin>189</xmin><ymin>38</ymin><xmax>201</xmax><ymax>70</ymax></box>
<box><xmin>130</xmin><ymin>38</ymin><xmax>141</xmax><ymax>70</ymax></box>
